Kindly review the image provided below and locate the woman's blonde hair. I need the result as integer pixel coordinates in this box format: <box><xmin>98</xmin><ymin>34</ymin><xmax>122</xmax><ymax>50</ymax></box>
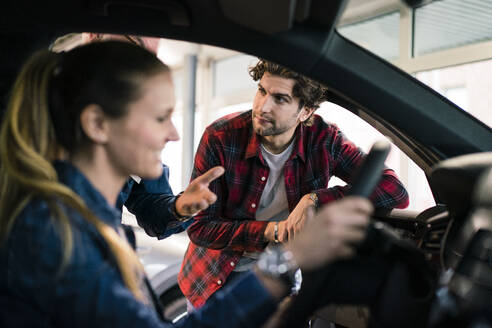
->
<box><xmin>0</xmin><ymin>41</ymin><xmax>169</xmax><ymax>302</ymax></box>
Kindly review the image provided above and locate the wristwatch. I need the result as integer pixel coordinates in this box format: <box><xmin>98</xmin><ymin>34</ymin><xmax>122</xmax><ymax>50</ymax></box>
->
<box><xmin>309</xmin><ymin>192</ymin><xmax>318</xmax><ymax>209</ymax></box>
<box><xmin>257</xmin><ymin>245</ymin><xmax>299</xmax><ymax>292</ymax></box>
<box><xmin>274</xmin><ymin>221</ymin><xmax>280</xmax><ymax>244</ymax></box>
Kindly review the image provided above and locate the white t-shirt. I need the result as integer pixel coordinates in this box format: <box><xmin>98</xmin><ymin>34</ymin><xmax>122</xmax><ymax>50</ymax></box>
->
<box><xmin>255</xmin><ymin>142</ymin><xmax>294</xmax><ymax>222</ymax></box>
<box><xmin>234</xmin><ymin>140</ymin><xmax>294</xmax><ymax>272</ymax></box>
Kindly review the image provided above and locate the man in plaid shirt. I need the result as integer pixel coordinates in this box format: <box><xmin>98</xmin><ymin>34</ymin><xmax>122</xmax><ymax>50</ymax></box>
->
<box><xmin>178</xmin><ymin>60</ymin><xmax>409</xmax><ymax>308</ymax></box>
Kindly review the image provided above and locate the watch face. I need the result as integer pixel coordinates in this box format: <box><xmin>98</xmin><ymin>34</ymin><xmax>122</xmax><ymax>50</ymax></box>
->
<box><xmin>258</xmin><ymin>246</ymin><xmax>298</xmax><ymax>276</ymax></box>
<box><xmin>309</xmin><ymin>192</ymin><xmax>318</xmax><ymax>207</ymax></box>
<box><xmin>257</xmin><ymin>246</ymin><xmax>300</xmax><ymax>294</ymax></box>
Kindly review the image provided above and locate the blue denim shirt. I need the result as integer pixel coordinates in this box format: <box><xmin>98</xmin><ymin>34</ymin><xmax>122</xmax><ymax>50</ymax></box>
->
<box><xmin>119</xmin><ymin>164</ymin><xmax>193</xmax><ymax>239</ymax></box>
<box><xmin>0</xmin><ymin>161</ymin><xmax>276</xmax><ymax>327</ymax></box>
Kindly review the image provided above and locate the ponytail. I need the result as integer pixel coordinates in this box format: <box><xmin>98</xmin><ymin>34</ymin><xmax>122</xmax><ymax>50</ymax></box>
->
<box><xmin>0</xmin><ymin>50</ymin><xmax>60</xmax><ymax>243</ymax></box>
<box><xmin>0</xmin><ymin>49</ymin><xmax>147</xmax><ymax>302</ymax></box>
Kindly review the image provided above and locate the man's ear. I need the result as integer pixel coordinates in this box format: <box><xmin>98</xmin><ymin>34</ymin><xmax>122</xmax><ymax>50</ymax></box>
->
<box><xmin>300</xmin><ymin>107</ymin><xmax>316</xmax><ymax>123</ymax></box>
<box><xmin>79</xmin><ymin>104</ymin><xmax>109</xmax><ymax>144</ymax></box>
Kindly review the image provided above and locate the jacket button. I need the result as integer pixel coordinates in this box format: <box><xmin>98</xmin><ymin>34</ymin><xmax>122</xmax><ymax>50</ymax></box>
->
<box><xmin>251</xmin><ymin>203</ymin><xmax>256</xmax><ymax>208</ymax></box>
<box><xmin>230</xmin><ymin>262</ymin><xmax>235</xmax><ymax>267</ymax></box>
<box><xmin>217</xmin><ymin>280</ymin><xmax>222</xmax><ymax>285</ymax></box>
<box><xmin>261</xmin><ymin>176</ymin><xmax>266</xmax><ymax>181</ymax></box>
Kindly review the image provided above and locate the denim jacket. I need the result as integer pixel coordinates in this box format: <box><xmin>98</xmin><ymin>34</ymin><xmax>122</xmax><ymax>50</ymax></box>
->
<box><xmin>120</xmin><ymin>164</ymin><xmax>193</xmax><ymax>239</ymax></box>
<box><xmin>0</xmin><ymin>161</ymin><xmax>276</xmax><ymax>327</ymax></box>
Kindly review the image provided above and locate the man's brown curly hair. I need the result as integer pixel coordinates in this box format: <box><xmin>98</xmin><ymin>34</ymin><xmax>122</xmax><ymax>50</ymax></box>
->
<box><xmin>249</xmin><ymin>59</ymin><xmax>328</xmax><ymax>126</ymax></box>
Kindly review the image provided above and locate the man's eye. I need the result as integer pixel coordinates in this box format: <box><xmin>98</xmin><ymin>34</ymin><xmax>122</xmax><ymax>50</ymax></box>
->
<box><xmin>259</xmin><ymin>87</ymin><xmax>266</xmax><ymax>95</ymax></box>
<box><xmin>275</xmin><ymin>96</ymin><xmax>286</xmax><ymax>103</ymax></box>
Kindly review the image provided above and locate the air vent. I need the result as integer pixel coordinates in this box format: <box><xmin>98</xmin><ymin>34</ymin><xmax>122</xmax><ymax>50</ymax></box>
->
<box><xmin>415</xmin><ymin>205</ymin><xmax>450</xmax><ymax>272</ymax></box>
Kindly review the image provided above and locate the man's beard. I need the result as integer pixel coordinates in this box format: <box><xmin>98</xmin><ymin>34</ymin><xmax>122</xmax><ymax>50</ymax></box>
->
<box><xmin>254</xmin><ymin>123</ymin><xmax>282</xmax><ymax>136</ymax></box>
<box><xmin>253</xmin><ymin>118</ymin><xmax>296</xmax><ymax>136</ymax></box>
<box><xmin>252</xmin><ymin>108</ymin><xmax>301</xmax><ymax>136</ymax></box>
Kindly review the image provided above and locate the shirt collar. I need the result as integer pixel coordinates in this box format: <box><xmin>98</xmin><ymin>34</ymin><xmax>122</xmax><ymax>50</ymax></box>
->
<box><xmin>53</xmin><ymin>160</ymin><xmax>122</xmax><ymax>228</ymax></box>
<box><xmin>245</xmin><ymin>128</ymin><xmax>262</xmax><ymax>159</ymax></box>
<box><xmin>244</xmin><ymin>123</ymin><xmax>306</xmax><ymax>163</ymax></box>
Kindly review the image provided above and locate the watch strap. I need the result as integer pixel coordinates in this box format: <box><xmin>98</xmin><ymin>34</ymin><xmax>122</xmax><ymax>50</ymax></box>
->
<box><xmin>309</xmin><ymin>192</ymin><xmax>318</xmax><ymax>209</ymax></box>
<box><xmin>274</xmin><ymin>221</ymin><xmax>279</xmax><ymax>243</ymax></box>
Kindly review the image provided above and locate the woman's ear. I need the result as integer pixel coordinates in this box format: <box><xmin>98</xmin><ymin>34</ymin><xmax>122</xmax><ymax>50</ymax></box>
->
<box><xmin>79</xmin><ymin>104</ymin><xmax>109</xmax><ymax>144</ymax></box>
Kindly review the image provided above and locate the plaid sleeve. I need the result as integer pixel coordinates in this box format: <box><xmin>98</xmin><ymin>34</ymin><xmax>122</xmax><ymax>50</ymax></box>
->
<box><xmin>187</xmin><ymin>128</ymin><xmax>269</xmax><ymax>252</ymax></box>
<box><xmin>315</xmin><ymin>185</ymin><xmax>349</xmax><ymax>205</ymax></box>
<box><xmin>317</xmin><ymin>126</ymin><xmax>409</xmax><ymax>209</ymax></box>
<box><xmin>369</xmin><ymin>168</ymin><xmax>409</xmax><ymax>209</ymax></box>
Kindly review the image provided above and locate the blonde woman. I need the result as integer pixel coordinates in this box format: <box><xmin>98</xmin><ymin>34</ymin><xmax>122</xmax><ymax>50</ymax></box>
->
<box><xmin>0</xmin><ymin>41</ymin><xmax>372</xmax><ymax>327</ymax></box>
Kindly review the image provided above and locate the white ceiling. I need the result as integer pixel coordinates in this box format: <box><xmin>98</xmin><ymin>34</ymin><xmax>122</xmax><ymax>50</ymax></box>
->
<box><xmin>340</xmin><ymin>0</ymin><xmax>401</xmax><ymax>25</ymax></box>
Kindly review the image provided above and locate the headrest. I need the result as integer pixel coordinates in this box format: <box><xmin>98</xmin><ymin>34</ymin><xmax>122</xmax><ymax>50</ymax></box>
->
<box><xmin>429</xmin><ymin>152</ymin><xmax>492</xmax><ymax>220</ymax></box>
<box><xmin>474</xmin><ymin>168</ymin><xmax>492</xmax><ymax>208</ymax></box>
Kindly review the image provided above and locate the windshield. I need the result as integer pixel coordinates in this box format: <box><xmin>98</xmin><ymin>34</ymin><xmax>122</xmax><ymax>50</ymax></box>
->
<box><xmin>337</xmin><ymin>0</ymin><xmax>492</xmax><ymax>128</ymax></box>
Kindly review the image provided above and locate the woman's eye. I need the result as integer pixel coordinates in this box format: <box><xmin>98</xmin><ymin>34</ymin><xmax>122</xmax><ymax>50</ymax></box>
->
<box><xmin>157</xmin><ymin>116</ymin><xmax>169</xmax><ymax>123</ymax></box>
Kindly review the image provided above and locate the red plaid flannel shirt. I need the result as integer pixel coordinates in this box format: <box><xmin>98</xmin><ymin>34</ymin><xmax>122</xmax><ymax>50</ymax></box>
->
<box><xmin>178</xmin><ymin>111</ymin><xmax>409</xmax><ymax>307</ymax></box>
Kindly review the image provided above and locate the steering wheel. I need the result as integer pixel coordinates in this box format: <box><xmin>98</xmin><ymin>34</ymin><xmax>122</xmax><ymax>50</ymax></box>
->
<box><xmin>347</xmin><ymin>140</ymin><xmax>391</xmax><ymax>198</ymax></box>
<box><xmin>282</xmin><ymin>141</ymin><xmax>435</xmax><ymax>328</ymax></box>
<box><xmin>283</xmin><ymin>140</ymin><xmax>392</xmax><ymax>328</ymax></box>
